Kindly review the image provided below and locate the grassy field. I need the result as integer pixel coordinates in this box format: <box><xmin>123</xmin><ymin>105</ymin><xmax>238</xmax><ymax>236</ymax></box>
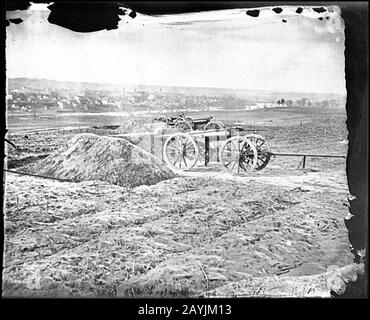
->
<box><xmin>7</xmin><ymin>107</ymin><xmax>346</xmax><ymax>131</ymax></box>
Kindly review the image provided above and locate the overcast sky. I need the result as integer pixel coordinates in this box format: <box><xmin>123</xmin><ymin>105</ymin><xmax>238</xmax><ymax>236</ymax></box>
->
<box><xmin>6</xmin><ymin>3</ymin><xmax>346</xmax><ymax>94</ymax></box>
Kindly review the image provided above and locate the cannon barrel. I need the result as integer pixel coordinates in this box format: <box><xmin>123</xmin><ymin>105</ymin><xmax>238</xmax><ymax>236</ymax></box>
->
<box><xmin>191</xmin><ymin>117</ymin><xmax>213</xmax><ymax>123</ymax></box>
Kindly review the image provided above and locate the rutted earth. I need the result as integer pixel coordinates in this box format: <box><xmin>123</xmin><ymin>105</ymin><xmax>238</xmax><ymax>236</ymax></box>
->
<box><xmin>178</xmin><ymin>165</ymin><xmax>349</xmax><ymax>193</ymax></box>
<box><xmin>3</xmin><ymin>169</ymin><xmax>353</xmax><ymax>297</ymax></box>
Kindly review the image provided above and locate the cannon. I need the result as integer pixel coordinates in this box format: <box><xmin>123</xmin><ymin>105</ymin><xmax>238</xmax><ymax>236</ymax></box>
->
<box><xmin>154</xmin><ymin>114</ymin><xmax>225</xmax><ymax>132</ymax></box>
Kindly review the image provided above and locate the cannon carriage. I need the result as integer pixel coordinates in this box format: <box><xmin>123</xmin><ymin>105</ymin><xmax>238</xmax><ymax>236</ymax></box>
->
<box><xmin>161</xmin><ymin>126</ymin><xmax>271</xmax><ymax>175</ymax></box>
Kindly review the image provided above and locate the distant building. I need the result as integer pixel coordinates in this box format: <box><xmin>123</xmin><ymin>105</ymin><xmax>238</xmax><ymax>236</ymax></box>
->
<box><xmin>244</xmin><ymin>103</ymin><xmax>265</xmax><ymax>110</ymax></box>
<box><xmin>101</xmin><ymin>97</ymin><xmax>109</xmax><ymax>105</ymax></box>
<box><xmin>209</xmin><ymin>106</ymin><xmax>225</xmax><ymax>111</ymax></box>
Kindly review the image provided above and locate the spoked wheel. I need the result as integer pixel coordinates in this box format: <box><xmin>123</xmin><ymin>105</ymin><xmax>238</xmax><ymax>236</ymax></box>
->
<box><xmin>144</xmin><ymin>118</ymin><xmax>155</xmax><ymax>124</ymax></box>
<box><xmin>163</xmin><ymin>133</ymin><xmax>199</xmax><ymax>170</ymax></box>
<box><xmin>156</xmin><ymin>116</ymin><xmax>168</xmax><ymax>123</ymax></box>
<box><xmin>175</xmin><ymin>120</ymin><xmax>193</xmax><ymax>132</ymax></box>
<box><xmin>204</xmin><ymin>120</ymin><xmax>225</xmax><ymax>131</ymax></box>
<box><xmin>244</xmin><ymin>134</ymin><xmax>271</xmax><ymax>171</ymax></box>
<box><xmin>219</xmin><ymin>136</ymin><xmax>258</xmax><ymax>174</ymax></box>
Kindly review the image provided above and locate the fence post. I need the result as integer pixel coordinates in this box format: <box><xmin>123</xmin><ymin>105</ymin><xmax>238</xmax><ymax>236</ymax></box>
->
<box><xmin>216</xmin><ymin>127</ymin><xmax>220</xmax><ymax>162</ymax></box>
<box><xmin>151</xmin><ymin>133</ymin><xmax>155</xmax><ymax>155</ymax></box>
<box><xmin>303</xmin><ymin>155</ymin><xmax>306</xmax><ymax>169</ymax></box>
<box><xmin>161</xmin><ymin>129</ymin><xmax>164</xmax><ymax>162</ymax></box>
<box><xmin>205</xmin><ymin>136</ymin><xmax>210</xmax><ymax>167</ymax></box>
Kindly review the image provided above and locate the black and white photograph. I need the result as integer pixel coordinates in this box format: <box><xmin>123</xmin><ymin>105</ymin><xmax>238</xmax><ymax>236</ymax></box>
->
<box><xmin>2</xmin><ymin>1</ymin><xmax>368</xmax><ymax>301</ymax></box>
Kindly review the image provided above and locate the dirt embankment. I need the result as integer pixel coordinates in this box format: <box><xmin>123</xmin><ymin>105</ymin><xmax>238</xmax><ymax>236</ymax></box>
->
<box><xmin>17</xmin><ymin>133</ymin><xmax>175</xmax><ymax>188</ymax></box>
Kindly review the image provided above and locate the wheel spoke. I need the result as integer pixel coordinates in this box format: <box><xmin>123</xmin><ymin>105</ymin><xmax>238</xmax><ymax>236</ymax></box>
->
<box><xmin>166</xmin><ymin>153</ymin><xmax>177</xmax><ymax>162</ymax></box>
<box><xmin>173</xmin><ymin>138</ymin><xmax>181</xmax><ymax>150</ymax></box>
<box><xmin>179</xmin><ymin>143</ymin><xmax>185</xmax><ymax>152</ymax></box>
<box><xmin>172</xmin><ymin>155</ymin><xmax>179</xmax><ymax>166</ymax></box>
<box><xmin>166</xmin><ymin>147</ymin><xmax>177</xmax><ymax>158</ymax></box>
<box><xmin>184</xmin><ymin>143</ymin><xmax>195</xmax><ymax>152</ymax></box>
<box><xmin>231</xmin><ymin>141</ymin><xmax>238</xmax><ymax>153</ymax></box>
<box><xmin>241</xmin><ymin>145</ymin><xmax>249</xmax><ymax>156</ymax></box>
<box><xmin>225</xmin><ymin>142</ymin><xmax>233</xmax><ymax>158</ymax></box>
<box><xmin>186</xmin><ymin>149</ymin><xmax>196</xmax><ymax>156</ymax></box>
<box><xmin>166</xmin><ymin>149</ymin><xmax>175</xmax><ymax>158</ymax></box>
<box><xmin>169</xmin><ymin>140</ymin><xmax>177</xmax><ymax>149</ymax></box>
<box><xmin>178</xmin><ymin>136</ymin><xmax>184</xmax><ymax>149</ymax></box>
<box><xmin>239</xmin><ymin>160</ymin><xmax>247</xmax><ymax>171</ymax></box>
<box><xmin>225</xmin><ymin>160</ymin><xmax>232</xmax><ymax>167</ymax></box>
<box><xmin>231</xmin><ymin>160</ymin><xmax>237</xmax><ymax>172</ymax></box>
<box><xmin>167</xmin><ymin>145</ymin><xmax>178</xmax><ymax>152</ymax></box>
<box><xmin>183</xmin><ymin>155</ymin><xmax>188</xmax><ymax>167</ymax></box>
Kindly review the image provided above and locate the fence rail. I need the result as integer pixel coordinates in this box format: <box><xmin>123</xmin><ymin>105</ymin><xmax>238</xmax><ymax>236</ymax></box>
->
<box><xmin>270</xmin><ymin>152</ymin><xmax>346</xmax><ymax>159</ymax></box>
<box><xmin>268</xmin><ymin>152</ymin><xmax>346</xmax><ymax>169</ymax></box>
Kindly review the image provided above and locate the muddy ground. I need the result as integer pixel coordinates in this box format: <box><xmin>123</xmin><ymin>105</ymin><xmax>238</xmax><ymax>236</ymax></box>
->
<box><xmin>3</xmin><ymin>107</ymin><xmax>354</xmax><ymax>297</ymax></box>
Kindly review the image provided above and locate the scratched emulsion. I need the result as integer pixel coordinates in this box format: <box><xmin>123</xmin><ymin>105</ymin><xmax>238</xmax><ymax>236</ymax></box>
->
<box><xmin>4</xmin><ymin>2</ymin><xmax>367</xmax><ymax>297</ymax></box>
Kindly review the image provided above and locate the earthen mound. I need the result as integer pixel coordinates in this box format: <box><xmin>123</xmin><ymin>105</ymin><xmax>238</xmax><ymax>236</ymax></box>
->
<box><xmin>29</xmin><ymin>133</ymin><xmax>175</xmax><ymax>188</ymax></box>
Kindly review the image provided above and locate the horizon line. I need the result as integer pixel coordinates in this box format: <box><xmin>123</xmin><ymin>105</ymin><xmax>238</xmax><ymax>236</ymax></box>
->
<box><xmin>7</xmin><ymin>77</ymin><xmax>347</xmax><ymax>96</ymax></box>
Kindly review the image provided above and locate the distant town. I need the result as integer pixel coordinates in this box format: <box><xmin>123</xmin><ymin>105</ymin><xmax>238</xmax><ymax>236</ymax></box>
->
<box><xmin>6</xmin><ymin>78</ymin><xmax>346</xmax><ymax>116</ymax></box>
